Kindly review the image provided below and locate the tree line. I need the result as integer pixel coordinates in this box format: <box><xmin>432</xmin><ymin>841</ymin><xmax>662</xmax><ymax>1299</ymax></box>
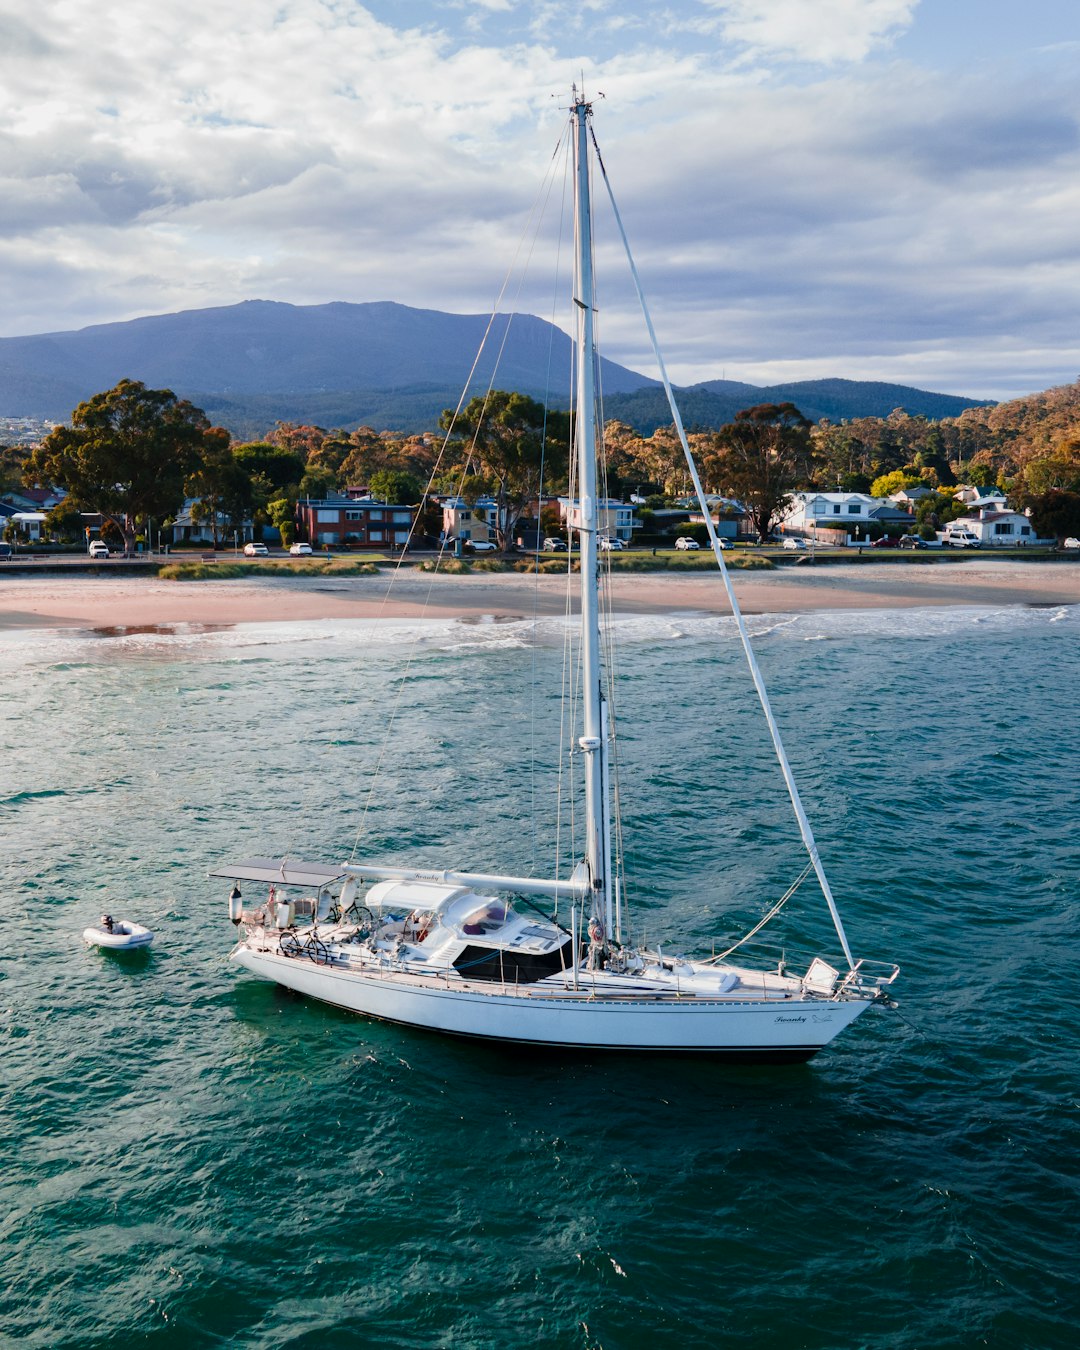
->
<box><xmin>6</xmin><ymin>375</ymin><xmax>1080</xmax><ymax>549</ymax></box>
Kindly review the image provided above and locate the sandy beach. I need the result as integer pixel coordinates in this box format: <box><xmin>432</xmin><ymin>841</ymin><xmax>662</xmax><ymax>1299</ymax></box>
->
<box><xmin>2</xmin><ymin>559</ymin><xmax>1079</xmax><ymax>632</ymax></box>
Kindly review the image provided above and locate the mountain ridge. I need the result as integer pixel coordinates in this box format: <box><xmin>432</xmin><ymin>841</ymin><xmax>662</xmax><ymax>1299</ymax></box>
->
<box><xmin>0</xmin><ymin>300</ymin><xmax>993</xmax><ymax>437</ymax></box>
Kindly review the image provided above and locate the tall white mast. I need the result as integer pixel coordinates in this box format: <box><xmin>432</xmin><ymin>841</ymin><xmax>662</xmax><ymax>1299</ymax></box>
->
<box><xmin>572</xmin><ymin>93</ymin><xmax>609</xmax><ymax>930</ymax></box>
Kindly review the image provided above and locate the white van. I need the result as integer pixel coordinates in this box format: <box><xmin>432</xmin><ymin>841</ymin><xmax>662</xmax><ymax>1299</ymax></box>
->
<box><xmin>941</xmin><ymin>527</ymin><xmax>981</xmax><ymax>548</ymax></box>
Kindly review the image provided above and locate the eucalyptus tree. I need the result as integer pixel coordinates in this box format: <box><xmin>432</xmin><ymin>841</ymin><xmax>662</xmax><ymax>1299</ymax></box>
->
<box><xmin>25</xmin><ymin>380</ymin><xmax>220</xmax><ymax>552</ymax></box>
<box><xmin>712</xmin><ymin>403</ymin><xmax>815</xmax><ymax>542</ymax></box>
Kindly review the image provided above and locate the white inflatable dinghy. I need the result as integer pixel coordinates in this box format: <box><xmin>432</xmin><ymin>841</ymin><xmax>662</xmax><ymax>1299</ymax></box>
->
<box><xmin>83</xmin><ymin>915</ymin><xmax>154</xmax><ymax>950</ymax></box>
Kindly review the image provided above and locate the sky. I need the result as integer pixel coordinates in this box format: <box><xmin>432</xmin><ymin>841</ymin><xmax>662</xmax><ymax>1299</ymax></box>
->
<box><xmin>2</xmin><ymin>0</ymin><xmax>1079</xmax><ymax>400</ymax></box>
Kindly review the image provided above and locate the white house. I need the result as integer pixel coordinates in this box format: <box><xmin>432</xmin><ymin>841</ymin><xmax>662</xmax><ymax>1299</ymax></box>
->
<box><xmin>7</xmin><ymin>511</ymin><xmax>47</xmax><ymax>540</ymax></box>
<box><xmin>951</xmin><ymin>506</ymin><xmax>1037</xmax><ymax>546</ymax></box>
<box><xmin>778</xmin><ymin>492</ymin><xmax>912</xmax><ymax>540</ymax></box>
<box><xmin>955</xmin><ymin>485</ymin><xmax>1007</xmax><ymax>509</ymax></box>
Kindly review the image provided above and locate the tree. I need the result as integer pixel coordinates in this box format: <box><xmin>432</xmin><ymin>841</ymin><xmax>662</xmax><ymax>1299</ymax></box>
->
<box><xmin>1021</xmin><ymin>437</ymin><xmax>1080</xmax><ymax>495</ymax></box>
<box><xmin>440</xmin><ymin>392</ymin><xmax>569</xmax><ymax>550</ymax></box>
<box><xmin>870</xmin><ymin>469</ymin><xmax>925</xmax><ymax>499</ymax></box>
<box><xmin>232</xmin><ymin>442</ymin><xmax>306</xmax><ymax>494</ymax></box>
<box><xmin>369</xmin><ymin>469</ymin><xmax>422</xmax><ymax>504</ymax></box>
<box><xmin>298</xmin><ymin>464</ymin><xmax>338</xmax><ymax>499</ymax></box>
<box><xmin>711</xmin><ymin>404</ymin><xmax>814</xmax><ymax>542</ymax></box>
<box><xmin>44</xmin><ymin>498</ymin><xmax>86</xmax><ymax>543</ymax></box>
<box><xmin>185</xmin><ymin>429</ymin><xmax>250</xmax><ymax>548</ymax></box>
<box><xmin>24</xmin><ymin>380</ymin><xmax>215</xmax><ymax>552</ymax></box>
<box><xmin>267</xmin><ymin>498</ymin><xmax>296</xmax><ymax>547</ymax></box>
<box><xmin>1023</xmin><ymin>489</ymin><xmax>1080</xmax><ymax>540</ymax></box>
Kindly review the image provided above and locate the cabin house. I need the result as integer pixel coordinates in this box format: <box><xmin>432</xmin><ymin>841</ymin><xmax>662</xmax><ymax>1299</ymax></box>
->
<box><xmin>295</xmin><ymin>496</ymin><xmax>417</xmax><ymax>549</ymax></box>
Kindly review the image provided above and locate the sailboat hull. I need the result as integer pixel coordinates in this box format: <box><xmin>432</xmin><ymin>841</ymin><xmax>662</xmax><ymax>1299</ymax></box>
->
<box><xmin>233</xmin><ymin>946</ymin><xmax>874</xmax><ymax>1059</ymax></box>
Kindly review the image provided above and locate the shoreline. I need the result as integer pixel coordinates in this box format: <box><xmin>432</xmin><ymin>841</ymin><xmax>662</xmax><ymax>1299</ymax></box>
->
<box><xmin>3</xmin><ymin>560</ymin><xmax>1080</xmax><ymax>633</ymax></box>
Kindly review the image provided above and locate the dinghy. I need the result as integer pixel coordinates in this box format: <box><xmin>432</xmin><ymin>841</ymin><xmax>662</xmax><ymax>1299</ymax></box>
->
<box><xmin>83</xmin><ymin>915</ymin><xmax>154</xmax><ymax>950</ymax></box>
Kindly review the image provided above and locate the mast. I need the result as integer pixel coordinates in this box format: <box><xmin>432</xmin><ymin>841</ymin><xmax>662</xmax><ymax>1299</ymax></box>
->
<box><xmin>571</xmin><ymin>92</ymin><xmax>609</xmax><ymax>931</ymax></box>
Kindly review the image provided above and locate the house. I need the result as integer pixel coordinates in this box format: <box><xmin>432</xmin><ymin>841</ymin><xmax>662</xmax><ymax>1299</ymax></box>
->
<box><xmin>558</xmin><ymin>498</ymin><xmax>635</xmax><ymax>542</ymax></box>
<box><xmin>3</xmin><ymin>510</ymin><xmax>47</xmax><ymax>540</ymax></box>
<box><xmin>2</xmin><ymin>486</ymin><xmax>65</xmax><ymax>512</ymax></box>
<box><xmin>951</xmin><ymin>506</ymin><xmax>1037</xmax><ymax>546</ymax></box>
<box><xmin>780</xmin><ymin>492</ymin><xmax>876</xmax><ymax>532</ymax></box>
<box><xmin>946</xmin><ymin>486</ymin><xmax>1040</xmax><ymax>545</ymax></box>
<box><xmin>440</xmin><ymin>497</ymin><xmax>497</xmax><ymax>547</ymax></box>
<box><xmin>779</xmin><ymin>491</ymin><xmax>917</xmax><ymax>544</ymax></box>
<box><xmin>295</xmin><ymin>495</ymin><xmax>417</xmax><ymax>549</ymax></box>
<box><xmin>888</xmin><ymin>486</ymin><xmax>936</xmax><ymax>510</ymax></box>
<box><xmin>955</xmin><ymin>485</ymin><xmax>1007</xmax><ymax>509</ymax></box>
<box><xmin>164</xmin><ymin>498</ymin><xmax>254</xmax><ymax>547</ymax></box>
<box><xmin>686</xmin><ymin>496</ymin><xmax>746</xmax><ymax>542</ymax></box>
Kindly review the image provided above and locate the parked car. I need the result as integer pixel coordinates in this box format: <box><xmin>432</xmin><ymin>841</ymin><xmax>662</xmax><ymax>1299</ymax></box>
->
<box><xmin>465</xmin><ymin>539</ymin><xmax>498</xmax><ymax>553</ymax></box>
<box><xmin>1063</xmin><ymin>537</ymin><xmax>1080</xmax><ymax>549</ymax></box>
<box><xmin>781</xmin><ymin>537</ymin><xmax>806</xmax><ymax>550</ymax></box>
<box><xmin>243</xmin><ymin>542</ymin><xmax>270</xmax><ymax>557</ymax></box>
<box><xmin>941</xmin><ymin>530</ymin><xmax>980</xmax><ymax>548</ymax></box>
<box><xmin>542</xmin><ymin>537</ymin><xmax>567</xmax><ymax>551</ymax></box>
<box><xmin>674</xmin><ymin>537</ymin><xmax>700</xmax><ymax>550</ymax></box>
<box><xmin>289</xmin><ymin>542</ymin><xmax>313</xmax><ymax>556</ymax></box>
<box><xmin>88</xmin><ymin>541</ymin><xmax>110</xmax><ymax>558</ymax></box>
<box><xmin>599</xmin><ymin>537</ymin><xmax>626</xmax><ymax>550</ymax></box>
<box><xmin>871</xmin><ymin>536</ymin><xmax>902</xmax><ymax>548</ymax></box>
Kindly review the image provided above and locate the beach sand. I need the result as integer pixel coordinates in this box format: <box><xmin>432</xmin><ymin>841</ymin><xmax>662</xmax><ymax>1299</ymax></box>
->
<box><xmin>2</xmin><ymin>559</ymin><xmax>1079</xmax><ymax>633</ymax></box>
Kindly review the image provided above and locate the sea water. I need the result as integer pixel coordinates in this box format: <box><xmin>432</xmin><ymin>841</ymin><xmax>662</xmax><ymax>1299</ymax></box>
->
<box><xmin>1</xmin><ymin>602</ymin><xmax>1078</xmax><ymax>1349</ymax></box>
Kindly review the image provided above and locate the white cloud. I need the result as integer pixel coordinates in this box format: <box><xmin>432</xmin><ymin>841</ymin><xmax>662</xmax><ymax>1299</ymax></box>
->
<box><xmin>706</xmin><ymin>0</ymin><xmax>919</xmax><ymax>64</ymax></box>
<box><xmin>0</xmin><ymin>2</ymin><xmax>1079</xmax><ymax>399</ymax></box>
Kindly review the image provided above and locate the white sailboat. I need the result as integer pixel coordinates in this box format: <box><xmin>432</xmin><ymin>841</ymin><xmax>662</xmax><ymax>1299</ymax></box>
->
<box><xmin>213</xmin><ymin>93</ymin><xmax>898</xmax><ymax>1060</ymax></box>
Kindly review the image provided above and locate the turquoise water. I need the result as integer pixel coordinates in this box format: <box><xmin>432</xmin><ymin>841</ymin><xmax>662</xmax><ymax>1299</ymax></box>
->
<box><xmin>2</xmin><ymin>602</ymin><xmax>1078</xmax><ymax>1348</ymax></box>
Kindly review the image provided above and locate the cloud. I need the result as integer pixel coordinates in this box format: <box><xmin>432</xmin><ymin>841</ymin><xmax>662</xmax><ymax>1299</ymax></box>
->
<box><xmin>704</xmin><ymin>0</ymin><xmax>919</xmax><ymax>64</ymax></box>
<box><xmin>0</xmin><ymin>2</ymin><xmax>1078</xmax><ymax>400</ymax></box>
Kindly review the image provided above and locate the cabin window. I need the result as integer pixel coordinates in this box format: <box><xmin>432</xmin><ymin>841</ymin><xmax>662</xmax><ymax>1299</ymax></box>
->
<box><xmin>461</xmin><ymin>900</ymin><xmax>513</xmax><ymax>935</ymax></box>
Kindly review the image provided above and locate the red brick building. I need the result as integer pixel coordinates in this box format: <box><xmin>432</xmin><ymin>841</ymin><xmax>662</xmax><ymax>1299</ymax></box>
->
<box><xmin>294</xmin><ymin>496</ymin><xmax>417</xmax><ymax>549</ymax></box>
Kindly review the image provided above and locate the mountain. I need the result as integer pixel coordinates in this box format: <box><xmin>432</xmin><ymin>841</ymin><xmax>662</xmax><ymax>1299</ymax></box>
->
<box><xmin>602</xmin><ymin>377</ymin><xmax>994</xmax><ymax>434</ymax></box>
<box><xmin>0</xmin><ymin>300</ymin><xmax>993</xmax><ymax>437</ymax></box>
<box><xmin>0</xmin><ymin>300</ymin><xmax>657</xmax><ymax>432</ymax></box>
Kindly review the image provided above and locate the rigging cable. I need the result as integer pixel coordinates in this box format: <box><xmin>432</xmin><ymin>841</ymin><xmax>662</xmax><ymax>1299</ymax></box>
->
<box><xmin>589</xmin><ymin>124</ymin><xmax>856</xmax><ymax>972</ymax></box>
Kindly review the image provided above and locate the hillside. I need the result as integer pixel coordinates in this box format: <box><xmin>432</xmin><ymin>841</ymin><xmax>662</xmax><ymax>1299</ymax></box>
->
<box><xmin>0</xmin><ymin>300</ymin><xmax>656</xmax><ymax>429</ymax></box>
<box><xmin>603</xmin><ymin>377</ymin><xmax>992</xmax><ymax>434</ymax></box>
<box><xmin>0</xmin><ymin>299</ymin><xmax>993</xmax><ymax>437</ymax></box>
